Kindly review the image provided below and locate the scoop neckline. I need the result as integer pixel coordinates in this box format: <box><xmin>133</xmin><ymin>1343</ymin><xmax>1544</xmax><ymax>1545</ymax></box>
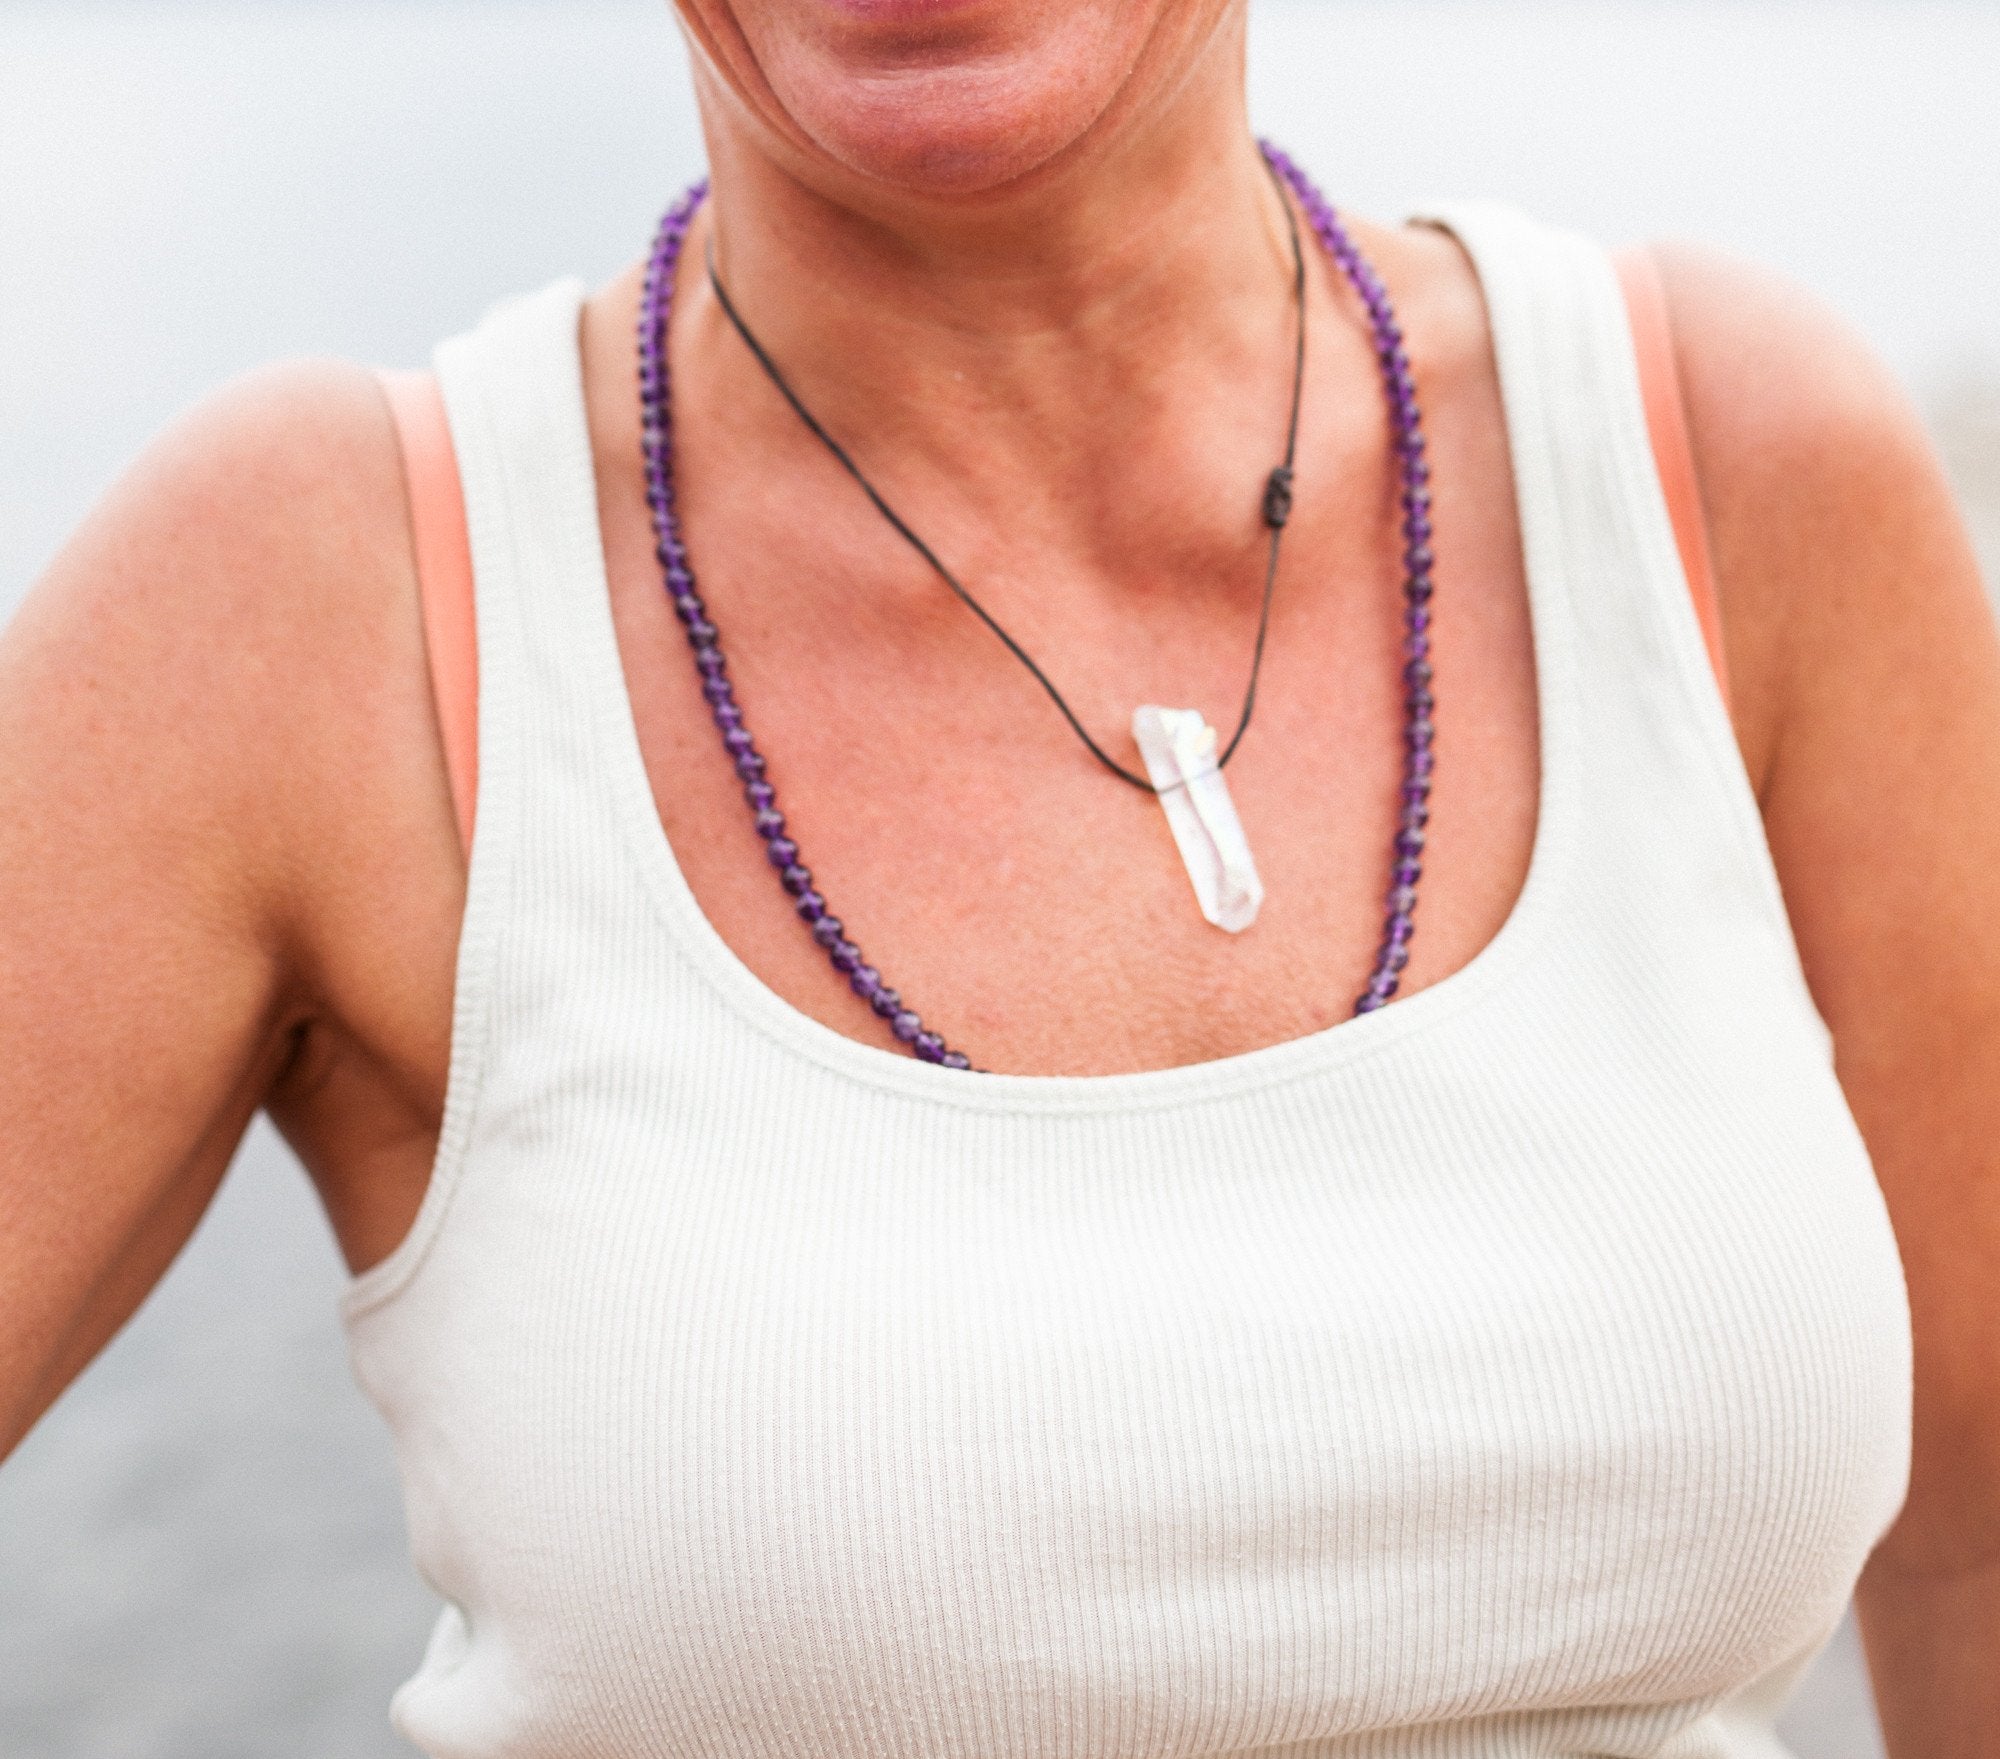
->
<box><xmin>571</xmin><ymin>214</ymin><xmax>1581</xmax><ymax>1117</ymax></box>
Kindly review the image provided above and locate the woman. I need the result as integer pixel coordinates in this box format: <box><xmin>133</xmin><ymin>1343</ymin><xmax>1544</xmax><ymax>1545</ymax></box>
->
<box><xmin>1</xmin><ymin>0</ymin><xmax>1993</xmax><ymax>1748</ymax></box>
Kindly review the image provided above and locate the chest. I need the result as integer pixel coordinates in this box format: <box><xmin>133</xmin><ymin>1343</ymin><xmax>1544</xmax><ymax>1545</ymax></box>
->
<box><xmin>586</xmin><ymin>290</ymin><xmax>1540</xmax><ymax>1078</ymax></box>
<box><xmin>353</xmin><ymin>942</ymin><xmax>1911</xmax><ymax>1757</ymax></box>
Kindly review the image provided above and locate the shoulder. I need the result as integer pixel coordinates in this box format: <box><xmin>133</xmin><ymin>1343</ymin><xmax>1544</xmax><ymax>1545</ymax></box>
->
<box><xmin>5</xmin><ymin>358</ymin><xmax>452</xmax><ymax>958</ymax></box>
<box><xmin>1646</xmin><ymin>243</ymin><xmax>1967</xmax><ymax>790</ymax></box>
<box><xmin>24</xmin><ymin>357</ymin><xmax>418</xmax><ymax>684</ymax></box>
<box><xmin>78</xmin><ymin>357</ymin><xmax>417</xmax><ymax>648</ymax></box>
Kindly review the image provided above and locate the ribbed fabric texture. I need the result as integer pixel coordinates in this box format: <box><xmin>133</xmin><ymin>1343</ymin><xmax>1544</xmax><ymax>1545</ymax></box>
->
<box><xmin>341</xmin><ymin>205</ymin><xmax>1912</xmax><ymax>1759</ymax></box>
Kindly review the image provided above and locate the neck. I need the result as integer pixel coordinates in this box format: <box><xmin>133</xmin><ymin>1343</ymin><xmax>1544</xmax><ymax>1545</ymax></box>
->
<box><xmin>679</xmin><ymin>16</ymin><xmax>1309</xmax><ymax>543</ymax></box>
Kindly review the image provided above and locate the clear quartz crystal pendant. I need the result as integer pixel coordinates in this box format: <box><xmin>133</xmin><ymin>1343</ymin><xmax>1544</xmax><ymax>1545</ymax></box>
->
<box><xmin>1131</xmin><ymin>706</ymin><xmax>1265</xmax><ymax>933</ymax></box>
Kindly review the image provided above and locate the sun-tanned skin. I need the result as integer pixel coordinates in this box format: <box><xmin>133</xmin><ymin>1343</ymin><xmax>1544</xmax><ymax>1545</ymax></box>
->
<box><xmin>0</xmin><ymin>0</ymin><xmax>1994</xmax><ymax>1747</ymax></box>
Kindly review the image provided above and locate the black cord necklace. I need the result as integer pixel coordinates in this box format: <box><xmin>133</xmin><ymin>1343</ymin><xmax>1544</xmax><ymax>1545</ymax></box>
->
<box><xmin>702</xmin><ymin>153</ymin><xmax>1309</xmax><ymax>795</ymax></box>
<box><xmin>638</xmin><ymin>145</ymin><xmax>1438</xmax><ymax>1061</ymax></box>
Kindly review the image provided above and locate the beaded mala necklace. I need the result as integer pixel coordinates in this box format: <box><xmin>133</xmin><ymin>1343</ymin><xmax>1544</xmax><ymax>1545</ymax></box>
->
<box><xmin>635</xmin><ymin>141</ymin><xmax>1434</xmax><ymax>1069</ymax></box>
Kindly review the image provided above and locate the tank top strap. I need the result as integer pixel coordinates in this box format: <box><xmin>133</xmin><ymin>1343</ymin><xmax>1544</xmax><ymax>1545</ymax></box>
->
<box><xmin>1615</xmin><ymin>246</ymin><xmax>1731</xmax><ymax>710</ymax></box>
<box><xmin>1415</xmin><ymin>202</ymin><xmax>1797</xmax><ymax>949</ymax></box>
<box><xmin>1418</xmin><ymin>202</ymin><xmax>1732</xmax><ymax>715</ymax></box>
<box><xmin>379</xmin><ymin>367</ymin><xmax>480</xmax><ymax>850</ymax></box>
<box><xmin>431</xmin><ymin>275</ymin><xmax>634</xmax><ymax>841</ymax></box>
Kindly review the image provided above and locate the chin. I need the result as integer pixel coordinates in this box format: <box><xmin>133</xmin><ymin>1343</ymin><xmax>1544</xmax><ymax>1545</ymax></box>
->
<box><xmin>781</xmin><ymin>60</ymin><xmax>1120</xmax><ymax>197</ymax></box>
<box><xmin>696</xmin><ymin>0</ymin><xmax>1179</xmax><ymax>199</ymax></box>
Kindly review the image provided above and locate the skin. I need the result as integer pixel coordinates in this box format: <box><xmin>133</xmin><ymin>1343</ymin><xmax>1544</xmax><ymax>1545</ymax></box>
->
<box><xmin>0</xmin><ymin>0</ymin><xmax>1994</xmax><ymax>1746</ymax></box>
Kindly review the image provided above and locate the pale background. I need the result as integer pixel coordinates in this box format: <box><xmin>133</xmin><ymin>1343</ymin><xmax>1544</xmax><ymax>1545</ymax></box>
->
<box><xmin>4</xmin><ymin>3</ymin><xmax>1997</xmax><ymax>1754</ymax></box>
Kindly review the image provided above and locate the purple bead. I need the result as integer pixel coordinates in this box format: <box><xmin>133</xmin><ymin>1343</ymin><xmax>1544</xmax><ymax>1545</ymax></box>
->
<box><xmin>870</xmin><ymin>986</ymin><xmax>901</xmax><ymax>1018</ymax></box>
<box><xmin>892</xmin><ymin>1011</ymin><xmax>922</xmax><ymax>1044</ymax></box>
<box><xmin>753</xmin><ymin>808</ymin><xmax>784</xmax><ymax>839</ymax></box>
<box><xmin>734</xmin><ymin>752</ymin><xmax>766</xmax><ymax>781</ymax></box>
<box><xmin>1402</xmin><ymin>635</ymin><xmax>1430</xmax><ymax>664</ymax></box>
<box><xmin>1395</xmin><ymin>827</ymin><xmax>1426</xmax><ymax>857</ymax></box>
<box><xmin>712</xmin><ymin>702</ymin><xmax>743</xmax><ymax>733</ymax></box>
<box><xmin>722</xmin><ymin>726</ymin><xmax>754</xmax><ymax>756</ymax></box>
<box><xmin>1403</xmin><ymin>659</ymin><xmax>1433</xmax><ymax>688</ymax></box>
<box><xmin>765</xmin><ymin>836</ymin><xmax>800</xmax><ymax>868</ymax></box>
<box><xmin>1355</xmin><ymin>992</ymin><xmax>1385</xmax><ymax>1014</ymax></box>
<box><xmin>687</xmin><ymin>617</ymin><xmax>718</xmax><ymax>645</ymax></box>
<box><xmin>1407</xmin><ymin>717</ymin><xmax>1435</xmax><ymax>748</ymax></box>
<box><xmin>703</xmin><ymin>676</ymin><xmax>736</xmax><ymax>707</ymax></box>
<box><xmin>1410</xmin><ymin>749</ymin><xmax>1434</xmax><ymax>780</ymax></box>
<box><xmin>828</xmin><ymin>939</ymin><xmax>861</xmax><ymax>975</ymax></box>
<box><xmin>913</xmin><ymin>1032</ymin><xmax>946</xmax><ymax>1063</ymax></box>
<box><xmin>794</xmin><ymin>889</ymin><xmax>825</xmax><ymax>923</ymax></box>
<box><xmin>1384</xmin><ymin>942</ymin><xmax>1410</xmax><ymax>974</ymax></box>
<box><xmin>1407</xmin><ymin>545</ymin><xmax>1434</xmax><ymax>573</ymax></box>
<box><xmin>696</xmin><ymin>646</ymin><xmax>727</xmax><ymax>677</ymax></box>
<box><xmin>1406</xmin><ymin>575</ymin><xmax>1434</xmax><ymax>604</ymax></box>
<box><xmin>811</xmin><ymin>915</ymin><xmax>844</xmax><ymax>949</ymax></box>
<box><xmin>1387</xmin><ymin>914</ymin><xmax>1415</xmax><ymax>946</ymax></box>
<box><xmin>781</xmin><ymin>863</ymin><xmax>813</xmax><ymax>896</ymax></box>
<box><xmin>746</xmin><ymin>780</ymin><xmax>776</xmax><ymax>811</ymax></box>
<box><xmin>941</xmin><ymin>1051</ymin><xmax>972</xmax><ymax>1071</ymax></box>
<box><xmin>849</xmin><ymin>963</ymin><xmax>881</xmax><ymax>1000</ymax></box>
<box><xmin>1388</xmin><ymin>883</ymin><xmax>1418</xmax><ymax>914</ymax></box>
<box><xmin>1405</xmin><ymin>606</ymin><xmax>1431</xmax><ymax>635</ymax></box>
<box><xmin>1394</xmin><ymin>857</ymin><xmax>1422</xmax><ymax>886</ymax></box>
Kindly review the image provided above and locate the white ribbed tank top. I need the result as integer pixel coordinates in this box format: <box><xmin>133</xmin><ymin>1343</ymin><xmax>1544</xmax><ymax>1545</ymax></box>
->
<box><xmin>341</xmin><ymin>205</ymin><xmax>1912</xmax><ymax>1759</ymax></box>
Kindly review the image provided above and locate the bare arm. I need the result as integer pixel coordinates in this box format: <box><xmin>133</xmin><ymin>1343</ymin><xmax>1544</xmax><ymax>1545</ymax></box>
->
<box><xmin>1664</xmin><ymin>247</ymin><xmax>2000</xmax><ymax>1755</ymax></box>
<box><xmin>0</xmin><ymin>362</ymin><xmax>449</xmax><ymax>1457</ymax></box>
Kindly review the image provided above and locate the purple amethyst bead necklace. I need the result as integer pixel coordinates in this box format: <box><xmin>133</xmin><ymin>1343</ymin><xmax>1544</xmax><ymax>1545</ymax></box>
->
<box><xmin>1259</xmin><ymin>144</ymin><xmax>1436</xmax><ymax>1014</ymax></box>
<box><xmin>635</xmin><ymin>143</ymin><xmax>1433</xmax><ymax>1065</ymax></box>
<box><xmin>637</xmin><ymin>182</ymin><xmax>969</xmax><ymax>1071</ymax></box>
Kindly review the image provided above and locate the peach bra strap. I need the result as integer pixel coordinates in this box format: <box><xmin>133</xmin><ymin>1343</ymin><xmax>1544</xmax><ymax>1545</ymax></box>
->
<box><xmin>1616</xmin><ymin>248</ymin><xmax>1731</xmax><ymax>707</ymax></box>
<box><xmin>376</xmin><ymin>257</ymin><xmax>1728</xmax><ymax>861</ymax></box>
<box><xmin>379</xmin><ymin>368</ymin><xmax>480</xmax><ymax>854</ymax></box>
